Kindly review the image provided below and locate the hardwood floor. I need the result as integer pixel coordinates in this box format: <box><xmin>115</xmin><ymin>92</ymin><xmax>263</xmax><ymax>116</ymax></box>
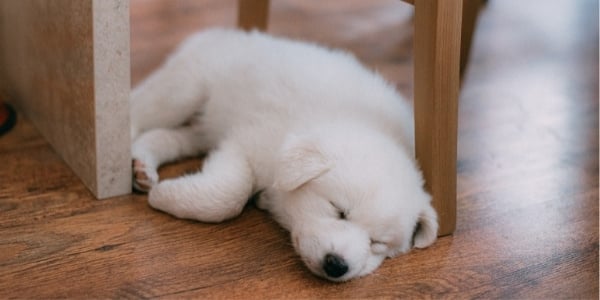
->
<box><xmin>1</xmin><ymin>0</ymin><xmax>598</xmax><ymax>298</ymax></box>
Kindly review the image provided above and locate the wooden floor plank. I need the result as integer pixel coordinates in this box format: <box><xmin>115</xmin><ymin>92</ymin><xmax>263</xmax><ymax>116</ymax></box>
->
<box><xmin>0</xmin><ymin>0</ymin><xmax>597</xmax><ymax>298</ymax></box>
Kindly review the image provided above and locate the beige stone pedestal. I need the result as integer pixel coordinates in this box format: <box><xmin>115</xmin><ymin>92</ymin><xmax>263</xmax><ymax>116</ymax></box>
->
<box><xmin>0</xmin><ymin>0</ymin><xmax>131</xmax><ymax>199</ymax></box>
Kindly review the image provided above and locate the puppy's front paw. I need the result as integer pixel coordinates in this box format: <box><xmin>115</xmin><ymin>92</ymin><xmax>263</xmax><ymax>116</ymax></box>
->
<box><xmin>132</xmin><ymin>159</ymin><xmax>159</xmax><ymax>192</ymax></box>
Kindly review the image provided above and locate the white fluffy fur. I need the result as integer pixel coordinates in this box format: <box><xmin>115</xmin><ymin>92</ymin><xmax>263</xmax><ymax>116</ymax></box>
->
<box><xmin>131</xmin><ymin>28</ymin><xmax>438</xmax><ymax>282</ymax></box>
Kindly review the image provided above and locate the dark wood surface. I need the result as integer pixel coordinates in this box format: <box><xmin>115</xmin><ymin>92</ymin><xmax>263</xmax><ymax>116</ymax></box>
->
<box><xmin>1</xmin><ymin>0</ymin><xmax>598</xmax><ymax>298</ymax></box>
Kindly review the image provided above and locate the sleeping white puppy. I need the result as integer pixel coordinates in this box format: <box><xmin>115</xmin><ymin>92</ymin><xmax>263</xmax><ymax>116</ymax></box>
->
<box><xmin>131</xmin><ymin>28</ymin><xmax>438</xmax><ymax>282</ymax></box>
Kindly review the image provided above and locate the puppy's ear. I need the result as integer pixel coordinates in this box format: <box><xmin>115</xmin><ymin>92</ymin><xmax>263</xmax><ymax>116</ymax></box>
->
<box><xmin>412</xmin><ymin>204</ymin><xmax>439</xmax><ymax>248</ymax></box>
<box><xmin>273</xmin><ymin>135</ymin><xmax>332</xmax><ymax>192</ymax></box>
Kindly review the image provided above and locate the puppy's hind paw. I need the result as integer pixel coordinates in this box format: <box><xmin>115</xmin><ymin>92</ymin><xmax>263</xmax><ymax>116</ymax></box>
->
<box><xmin>132</xmin><ymin>159</ymin><xmax>159</xmax><ymax>193</ymax></box>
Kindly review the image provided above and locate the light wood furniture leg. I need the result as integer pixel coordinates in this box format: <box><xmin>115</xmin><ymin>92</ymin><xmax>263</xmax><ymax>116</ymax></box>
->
<box><xmin>413</xmin><ymin>0</ymin><xmax>463</xmax><ymax>236</ymax></box>
<box><xmin>238</xmin><ymin>0</ymin><xmax>270</xmax><ymax>31</ymax></box>
<box><xmin>0</xmin><ymin>0</ymin><xmax>131</xmax><ymax>199</ymax></box>
<box><xmin>460</xmin><ymin>0</ymin><xmax>483</xmax><ymax>76</ymax></box>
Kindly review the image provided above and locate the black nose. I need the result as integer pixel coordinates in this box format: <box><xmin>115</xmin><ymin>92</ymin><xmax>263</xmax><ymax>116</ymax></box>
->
<box><xmin>322</xmin><ymin>253</ymin><xmax>349</xmax><ymax>278</ymax></box>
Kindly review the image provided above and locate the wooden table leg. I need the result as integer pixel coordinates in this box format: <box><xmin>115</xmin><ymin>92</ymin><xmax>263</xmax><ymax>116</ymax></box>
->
<box><xmin>460</xmin><ymin>0</ymin><xmax>483</xmax><ymax>77</ymax></box>
<box><xmin>413</xmin><ymin>0</ymin><xmax>463</xmax><ymax>236</ymax></box>
<box><xmin>237</xmin><ymin>0</ymin><xmax>270</xmax><ymax>31</ymax></box>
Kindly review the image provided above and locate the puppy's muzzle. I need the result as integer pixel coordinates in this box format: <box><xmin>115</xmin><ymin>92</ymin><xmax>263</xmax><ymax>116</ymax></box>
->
<box><xmin>323</xmin><ymin>253</ymin><xmax>348</xmax><ymax>278</ymax></box>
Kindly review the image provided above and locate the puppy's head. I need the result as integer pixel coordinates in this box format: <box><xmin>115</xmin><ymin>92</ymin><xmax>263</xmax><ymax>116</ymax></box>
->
<box><xmin>269</xmin><ymin>128</ymin><xmax>438</xmax><ymax>282</ymax></box>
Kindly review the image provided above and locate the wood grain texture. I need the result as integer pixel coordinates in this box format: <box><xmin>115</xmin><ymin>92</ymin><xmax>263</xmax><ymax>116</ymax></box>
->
<box><xmin>0</xmin><ymin>0</ymin><xmax>130</xmax><ymax>199</ymax></box>
<box><xmin>414</xmin><ymin>0</ymin><xmax>463</xmax><ymax>235</ymax></box>
<box><xmin>0</xmin><ymin>0</ymin><xmax>597</xmax><ymax>298</ymax></box>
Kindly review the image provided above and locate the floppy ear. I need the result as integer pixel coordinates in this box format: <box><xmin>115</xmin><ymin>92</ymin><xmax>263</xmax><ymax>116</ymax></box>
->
<box><xmin>273</xmin><ymin>135</ymin><xmax>332</xmax><ymax>192</ymax></box>
<box><xmin>412</xmin><ymin>204</ymin><xmax>439</xmax><ymax>248</ymax></box>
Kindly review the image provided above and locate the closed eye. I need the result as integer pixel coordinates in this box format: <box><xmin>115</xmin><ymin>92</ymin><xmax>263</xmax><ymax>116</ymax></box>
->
<box><xmin>329</xmin><ymin>201</ymin><xmax>348</xmax><ymax>220</ymax></box>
